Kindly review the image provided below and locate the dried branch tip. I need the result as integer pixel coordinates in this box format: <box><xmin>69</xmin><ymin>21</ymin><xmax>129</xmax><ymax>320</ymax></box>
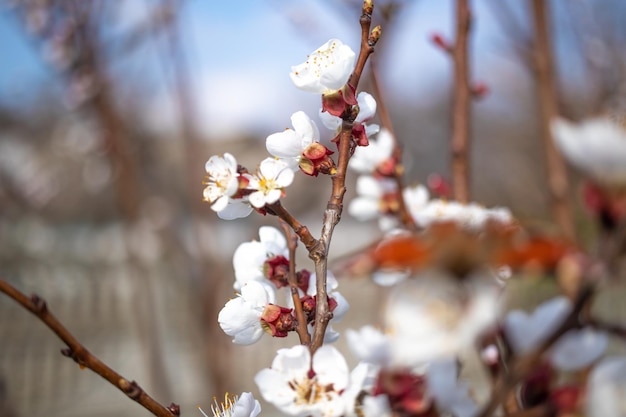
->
<box><xmin>368</xmin><ymin>25</ymin><xmax>382</xmax><ymax>46</ymax></box>
<box><xmin>362</xmin><ymin>0</ymin><xmax>374</xmax><ymax>15</ymax></box>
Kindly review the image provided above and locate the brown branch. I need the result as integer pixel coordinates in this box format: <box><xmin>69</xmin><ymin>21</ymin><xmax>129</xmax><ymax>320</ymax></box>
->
<box><xmin>266</xmin><ymin>201</ymin><xmax>319</xmax><ymax>253</ymax></box>
<box><xmin>450</xmin><ymin>0</ymin><xmax>472</xmax><ymax>204</ymax></box>
<box><xmin>370</xmin><ymin>60</ymin><xmax>416</xmax><ymax>230</ymax></box>
<box><xmin>530</xmin><ymin>0</ymin><xmax>575</xmax><ymax>240</ymax></box>
<box><xmin>310</xmin><ymin>1</ymin><xmax>378</xmax><ymax>353</ymax></box>
<box><xmin>279</xmin><ymin>221</ymin><xmax>311</xmax><ymax>346</ymax></box>
<box><xmin>0</xmin><ymin>279</ymin><xmax>178</xmax><ymax>417</ymax></box>
<box><xmin>477</xmin><ymin>284</ymin><xmax>594</xmax><ymax>417</ymax></box>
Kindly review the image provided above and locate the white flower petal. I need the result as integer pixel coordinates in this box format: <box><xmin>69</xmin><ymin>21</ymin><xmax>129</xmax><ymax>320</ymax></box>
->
<box><xmin>504</xmin><ymin>296</ymin><xmax>572</xmax><ymax>354</ymax></box>
<box><xmin>355</xmin><ymin>92</ymin><xmax>377</xmax><ymax>123</ymax></box>
<box><xmin>550</xmin><ymin>328</ymin><xmax>608</xmax><ymax>371</ymax></box>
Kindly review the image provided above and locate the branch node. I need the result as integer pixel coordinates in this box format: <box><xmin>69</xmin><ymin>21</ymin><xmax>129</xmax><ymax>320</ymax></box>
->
<box><xmin>168</xmin><ymin>403</ymin><xmax>181</xmax><ymax>416</ymax></box>
<box><xmin>30</xmin><ymin>294</ymin><xmax>47</xmax><ymax>313</ymax></box>
<box><xmin>120</xmin><ymin>379</ymin><xmax>142</xmax><ymax>400</ymax></box>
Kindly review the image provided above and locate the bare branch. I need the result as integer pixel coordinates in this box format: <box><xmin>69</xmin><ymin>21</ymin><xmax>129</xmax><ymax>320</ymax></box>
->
<box><xmin>0</xmin><ymin>279</ymin><xmax>179</xmax><ymax>417</ymax></box>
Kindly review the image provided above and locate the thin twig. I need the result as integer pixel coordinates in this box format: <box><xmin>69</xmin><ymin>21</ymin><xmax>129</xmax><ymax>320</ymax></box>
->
<box><xmin>450</xmin><ymin>0</ymin><xmax>472</xmax><ymax>204</ymax></box>
<box><xmin>370</xmin><ymin>60</ymin><xmax>416</xmax><ymax>230</ymax></box>
<box><xmin>530</xmin><ymin>0</ymin><xmax>575</xmax><ymax>240</ymax></box>
<box><xmin>266</xmin><ymin>201</ymin><xmax>319</xmax><ymax>253</ymax></box>
<box><xmin>0</xmin><ymin>279</ymin><xmax>178</xmax><ymax>417</ymax></box>
<box><xmin>279</xmin><ymin>221</ymin><xmax>311</xmax><ymax>346</ymax></box>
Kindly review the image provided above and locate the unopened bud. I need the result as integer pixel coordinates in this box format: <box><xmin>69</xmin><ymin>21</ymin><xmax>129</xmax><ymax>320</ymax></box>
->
<box><xmin>369</xmin><ymin>25</ymin><xmax>382</xmax><ymax>46</ymax></box>
<box><xmin>471</xmin><ymin>81</ymin><xmax>489</xmax><ymax>99</ymax></box>
<box><xmin>430</xmin><ymin>32</ymin><xmax>451</xmax><ymax>52</ymax></box>
<box><xmin>363</xmin><ymin>0</ymin><xmax>374</xmax><ymax>15</ymax></box>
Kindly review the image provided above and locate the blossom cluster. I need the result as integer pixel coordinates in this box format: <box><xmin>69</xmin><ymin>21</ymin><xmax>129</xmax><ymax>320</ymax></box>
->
<box><xmin>199</xmin><ymin>3</ymin><xmax>626</xmax><ymax>417</ymax></box>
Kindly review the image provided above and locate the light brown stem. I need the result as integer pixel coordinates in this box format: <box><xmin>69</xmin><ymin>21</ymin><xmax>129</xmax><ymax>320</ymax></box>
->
<box><xmin>0</xmin><ymin>279</ymin><xmax>178</xmax><ymax>417</ymax></box>
<box><xmin>450</xmin><ymin>0</ymin><xmax>472</xmax><ymax>204</ymax></box>
<box><xmin>370</xmin><ymin>61</ymin><xmax>416</xmax><ymax>230</ymax></box>
<box><xmin>530</xmin><ymin>0</ymin><xmax>575</xmax><ymax>240</ymax></box>
<box><xmin>310</xmin><ymin>5</ymin><xmax>377</xmax><ymax>353</ymax></box>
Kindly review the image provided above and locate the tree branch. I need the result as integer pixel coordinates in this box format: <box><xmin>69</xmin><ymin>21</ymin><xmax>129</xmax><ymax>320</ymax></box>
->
<box><xmin>530</xmin><ymin>0</ymin><xmax>575</xmax><ymax>240</ymax></box>
<box><xmin>0</xmin><ymin>279</ymin><xmax>179</xmax><ymax>417</ymax></box>
<box><xmin>279</xmin><ymin>221</ymin><xmax>311</xmax><ymax>346</ymax></box>
<box><xmin>311</xmin><ymin>1</ymin><xmax>378</xmax><ymax>353</ymax></box>
<box><xmin>450</xmin><ymin>0</ymin><xmax>472</xmax><ymax>203</ymax></box>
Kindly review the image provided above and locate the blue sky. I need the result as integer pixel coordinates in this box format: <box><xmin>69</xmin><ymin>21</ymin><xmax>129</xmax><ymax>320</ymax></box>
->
<box><xmin>0</xmin><ymin>1</ymin><xmax>601</xmax><ymax>139</ymax></box>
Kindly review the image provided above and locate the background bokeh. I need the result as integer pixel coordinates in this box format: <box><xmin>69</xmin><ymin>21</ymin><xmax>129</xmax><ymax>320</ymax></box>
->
<box><xmin>1</xmin><ymin>1</ymin><xmax>625</xmax><ymax>416</ymax></box>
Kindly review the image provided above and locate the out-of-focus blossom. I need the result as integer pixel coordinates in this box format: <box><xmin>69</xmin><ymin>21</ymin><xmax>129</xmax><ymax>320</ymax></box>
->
<box><xmin>255</xmin><ymin>345</ymin><xmax>350</xmax><ymax>417</ymax></box>
<box><xmin>244</xmin><ymin>158</ymin><xmax>294</xmax><ymax>208</ymax></box>
<box><xmin>348</xmin><ymin>127</ymin><xmax>395</xmax><ymax>175</ymax></box>
<box><xmin>290</xmin><ymin>39</ymin><xmax>355</xmax><ymax>94</ymax></box>
<box><xmin>198</xmin><ymin>392</ymin><xmax>261</xmax><ymax>417</ymax></box>
<box><xmin>218</xmin><ymin>281</ymin><xmax>277</xmax><ymax>345</ymax></box>
<box><xmin>550</xmin><ymin>328</ymin><xmax>608</xmax><ymax>371</ymax></box>
<box><xmin>346</xmin><ymin>325</ymin><xmax>391</xmax><ymax>366</ymax></box>
<box><xmin>384</xmin><ymin>271</ymin><xmax>499</xmax><ymax>365</ymax></box>
<box><xmin>426</xmin><ymin>358</ymin><xmax>478</xmax><ymax>417</ymax></box>
<box><xmin>320</xmin><ymin>92</ymin><xmax>380</xmax><ymax>147</ymax></box>
<box><xmin>360</xmin><ymin>395</ymin><xmax>392</xmax><ymax>417</ymax></box>
<box><xmin>551</xmin><ymin>116</ymin><xmax>626</xmax><ymax>187</ymax></box>
<box><xmin>232</xmin><ymin>226</ymin><xmax>288</xmax><ymax>290</ymax></box>
<box><xmin>203</xmin><ymin>153</ymin><xmax>247</xmax><ymax>218</ymax></box>
<box><xmin>586</xmin><ymin>356</ymin><xmax>626</xmax><ymax>417</ymax></box>
<box><xmin>348</xmin><ymin>176</ymin><xmax>399</xmax><ymax>231</ymax></box>
<box><xmin>409</xmin><ymin>199</ymin><xmax>512</xmax><ymax>230</ymax></box>
<box><xmin>504</xmin><ymin>296</ymin><xmax>572</xmax><ymax>355</ymax></box>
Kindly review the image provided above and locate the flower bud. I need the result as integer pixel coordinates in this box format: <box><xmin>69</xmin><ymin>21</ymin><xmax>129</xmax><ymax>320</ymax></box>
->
<box><xmin>363</xmin><ymin>0</ymin><xmax>374</xmax><ymax>15</ymax></box>
<box><xmin>369</xmin><ymin>25</ymin><xmax>382</xmax><ymax>46</ymax></box>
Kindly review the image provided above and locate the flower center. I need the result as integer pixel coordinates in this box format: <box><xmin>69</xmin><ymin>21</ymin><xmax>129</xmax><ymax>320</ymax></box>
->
<box><xmin>258</xmin><ymin>176</ymin><xmax>278</xmax><ymax>194</ymax></box>
<box><xmin>198</xmin><ymin>392</ymin><xmax>239</xmax><ymax>417</ymax></box>
<box><xmin>289</xmin><ymin>376</ymin><xmax>336</xmax><ymax>406</ymax></box>
<box><xmin>307</xmin><ymin>41</ymin><xmax>338</xmax><ymax>79</ymax></box>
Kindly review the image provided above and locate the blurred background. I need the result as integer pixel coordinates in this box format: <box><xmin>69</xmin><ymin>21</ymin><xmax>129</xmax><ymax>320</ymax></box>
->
<box><xmin>1</xmin><ymin>0</ymin><xmax>626</xmax><ymax>416</ymax></box>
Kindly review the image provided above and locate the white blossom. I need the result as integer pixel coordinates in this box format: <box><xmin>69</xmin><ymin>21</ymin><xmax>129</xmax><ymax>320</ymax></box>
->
<box><xmin>349</xmin><ymin>127</ymin><xmax>394</xmax><ymax>174</ymax></box>
<box><xmin>587</xmin><ymin>356</ymin><xmax>626</xmax><ymax>417</ymax></box>
<box><xmin>244</xmin><ymin>158</ymin><xmax>294</xmax><ymax>208</ymax></box>
<box><xmin>426</xmin><ymin>359</ymin><xmax>477</xmax><ymax>417</ymax></box>
<box><xmin>266</xmin><ymin>111</ymin><xmax>321</xmax><ymax>169</ymax></box>
<box><xmin>410</xmin><ymin>199</ymin><xmax>512</xmax><ymax>230</ymax></box>
<box><xmin>218</xmin><ymin>281</ymin><xmax>276</xmax><ymax>345</ymax></box>
<box><xmin>203</xmin><ymin>153</ymin><xmax>240</xmax><ymax>212</ymax></box>
<box><xmin>346</xmin><ymin>325</ymin><xmax>391</xmax><ymax>366</ymax></box>
<box><xmin>504</xmin><ymin>296</ymin><xmax>572</xmax><ymax>355</ymax></box>
<box><xmin>255</xmin><ymin>345</ymin><xmax>350</xmax><ymax>417</ymax></box>
<box><xmin>552</xmin><ymin>116</ymin><xmax>626</xmax><ymax>186</ymax></box>
<box><xmin>232</xmin><ymin>226</ymin><xmax>288</xmax><ymax>290</ymax></box>
<box><xmin>384</xmin><ymin>271</ymin><xmax>499</xmax><ymax>365</ymax></box>
<box><xmin>290</xmin><ymin>39</ymin><xmax>356</xmax><ymax>94</ymax></box>
<box><xmin>550</xmin><ymin>328</ymin><xmax>608</xmax><ymax>371</ymax></box>
<box><xmin>198</xmin><ymin>392</ymin><xmax>261</xmax><ymax>417</ymax></box>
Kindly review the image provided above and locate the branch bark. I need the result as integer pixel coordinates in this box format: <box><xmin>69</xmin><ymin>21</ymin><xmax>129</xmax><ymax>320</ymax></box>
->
<box><xmin>450</xmin><ymin>0</ymin><xmax>472</xmax><ymax>204</ymax></box>
<box><xmin>530</xmin><ymin>0</ymin><xmax>575</xmax><ymax>240</ymax></box>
